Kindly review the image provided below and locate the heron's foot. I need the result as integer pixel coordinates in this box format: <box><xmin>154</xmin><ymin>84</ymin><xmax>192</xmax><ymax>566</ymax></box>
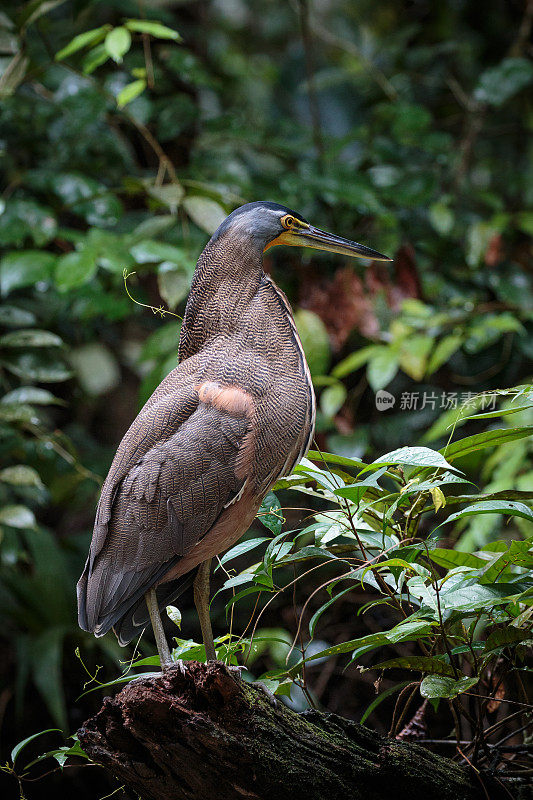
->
<box><xmin>227</xmin><ymin>664</ymin><xmax>246</xmax><ymax>677</ymax></box>
<box><xmin>255</xmin><ymin>681</ymin><xmax>278</xmax><ymax>708</ymax></box>
<box><xmin>162</xmin><ymin>657</ymin><xmax>187</xmax><ymax>676</ymax></box>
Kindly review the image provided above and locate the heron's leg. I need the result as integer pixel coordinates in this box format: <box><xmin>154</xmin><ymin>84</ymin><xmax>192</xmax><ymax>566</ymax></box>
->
<box><xmin>145</xmin><ymin>588</ymin><xmax>173</xmax><ymax>670</ymax></box>
<box><xmin>194</xmin><ymin>558</ymin><xmax>216</xmax><ymax>661</ymax></box>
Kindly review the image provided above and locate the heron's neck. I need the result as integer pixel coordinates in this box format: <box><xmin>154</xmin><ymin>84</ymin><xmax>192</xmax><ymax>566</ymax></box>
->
<box><xmin>178</xmin><ymin>232</ymin><xmax>264</xmax><ymax>360</ymax></box>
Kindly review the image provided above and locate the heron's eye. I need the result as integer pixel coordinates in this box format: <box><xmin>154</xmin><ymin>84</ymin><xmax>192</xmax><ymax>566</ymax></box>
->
<box><xmin>282</xmin><ymin>215</ymin><xmax>295</xmax><ymax>229</ymax></box>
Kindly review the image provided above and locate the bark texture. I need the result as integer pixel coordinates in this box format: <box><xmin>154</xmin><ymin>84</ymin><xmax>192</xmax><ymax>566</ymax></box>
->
<box><xmin>78</xmin><ymin>661</ymin><xmax>509</xmax><ymax>800</ymax></box>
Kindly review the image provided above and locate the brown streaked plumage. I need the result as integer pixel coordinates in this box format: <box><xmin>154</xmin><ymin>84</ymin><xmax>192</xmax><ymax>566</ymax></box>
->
<box><xmin>77</xmin><ymin>201</ymin><xmax>391</xmax><ymax>661</ymax></box>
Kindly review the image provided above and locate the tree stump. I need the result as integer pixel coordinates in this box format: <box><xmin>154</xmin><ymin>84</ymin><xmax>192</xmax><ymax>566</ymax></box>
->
<box><xmin>78</xmin><ymin>661</ymin><xmax>510</xmax><ymax>800</ymax></box>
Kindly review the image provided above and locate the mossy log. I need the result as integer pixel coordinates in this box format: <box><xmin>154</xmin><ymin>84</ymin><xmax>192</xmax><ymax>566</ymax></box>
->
<box><xmin>78</xmin><ymin>661</ymin><xmax>508</xmax><ymax>800</ymax></box>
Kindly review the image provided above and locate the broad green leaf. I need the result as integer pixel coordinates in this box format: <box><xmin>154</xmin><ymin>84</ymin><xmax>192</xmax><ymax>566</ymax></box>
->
<box><xmin>0</xmin><ymin>250</ymin><xmax>56</xmax><ymax>295</ymax></box>
<box><xmin>306</xmin><ymin>449</ymin><xmax>367</xmax><ymax>471</ymax></box>
<box><xmin>2</xmin><ymin>352</ymin><xmax>72</xmax><ymax>382</ymax></box>
<box><xmin>370</xmin><ymin>446</ymin><xmax>458</xmax><ymax>473</ymax></box>
<box><xmin>0</xmin><ymin>329</ymin><xmax>63</xmax><ymax>348</ymax></box>
<box><xmin>429</xmin><ymin>548</ymin><xmax>485</xmax><ymax>570</ymax></box>
<box><xmin>55</xmin><ymin>249</ymin><xmax>97</xmax><ymax>291</ymax></box>
<box><xmin>257</xmin><ymin>492</ymin><xmax>283</xmax><ymax>535</ymax></box>
<box><xmin>124</xmin><ymin>19</ymin><xmax>182</xmax><ymax>40</ymax></box>
<box><xmin>441</xmin><ymin>427</ymin><xmax>533</xmax><ymax>462</ymax></box>
<box><xmin>158</xmin><ymin>263</ymin><xmax>190</xmax><ymax>309</ymax></box>
<box><xmin>334</xmin><ymin>467</ymin><xmax>387</xmax><ymax>504</ymax></box>
<box><xmin>104</xmin><ymin>27</ymin><xmax>131</xmax><ymax>63</ymax></box>
<box><xmin>320</xmin><ymin>383</ymin><xmax>346</xmax><ymax>418</ymax></box>
<box><xmin>11</xmin><ymin>729</ymin><xmax>61</xmax><ymax>766</ymax></box>
<box><xmin>438</xmin><ymin>501</ymin><xmax>533</xmax><ymax>529</ymax></box>
<box><xmin>484</xmin><ymin>627</ymin><xmax>531</xmax><ymax>652</ymax></box>
<box><xmin>291</xmin><ymin>619</ymin><xmax>435</xmax><ymax>671</ymax></box>
<box><xmin>332</xmin><ymin>345</ymin><xmax>377</xmax><ymax>379</ymax></box>
<box><xmin>166</xmin><ymin>605</ymin><xmax>181</xmax><ymax>628</ymax></box>
<box><xmin>0</xmin><ymin>465</ymin><xmax>43</xmax><ymax>488</ymax></box>
<box><xmin>420</xmin><ymin>675</ymin><xmax>478</xmax><ymax>699</ymax></box>
<box><xmin>183</xmin><ymin>196</ymin><xmax>226</xmax><ymax>234</ymax></box>
<box><xmin>117</xmin><ymin>78</ymin><xmax>146</xmax><ymax>108</ymax></box>
<box><xmin>399</xmin><ymin>335</ymin><xmax>433</xmax><ymax>381</ymax></box>
<box><xmin>219</xmin><ymin>537</ymin><xmax>269</xmax><ymax>566</ymax></box>
<box><xmin>0</xmin><ymin>305</ymin><xmax>36</xmax><ymax>327</ymax></box>
<box><xmin>368</xmin><ymin>656</ymin><xmax>455</xmax><ymax>677</ymax></box>
<box><xmin>475</xmin><ymin>57</ymin><xmax>533</xmax><ymax>107</ymax></box>
<box><xmin>293</xmin><ymin>309</ymin><xmax>330</xmax><ymax>377</ymax></box>
<box><xmin>70</xmin><ymin>343</ymin><xmax>120</xmax><ymax>396</ymax></box>
<box><xmin>130</xmin><ymin>239</ymin><xmax>188</xmax><ymax>265</ymax></box>
<box><xmin>367</xmin><ymin>347</ymin><xmax>399</xmax><ymax>391</ymax></box>
<box><xmin>427</xmin><ymin>335</ymin><xmax>462</xmax><ymax>375</ymax></box>
<box><xmin>82</xmin><ymin>43</ymin><xmax>109</xmax><ymax>74</ymax></box>
<box><xmin>1</xmin><ymin>386</ymin><xmax>64</xmax><ymax>406</ymax></box>
<box><xmin>0</xmin><ymin>504</ymin><xmax>36</xmax><ymax>528</ymax></box>
<box><xmin>55</xmin><ymin>25</ymin><xmax>110</xmax><ymax>60</ymax></box>
<box><xmin>429</xmin><ymin>203</ymin><xmax>454</xmax><ymax>235</ymax></box>
<box><xmin>147</xmin><ymin>182</ymin><xmax>185</xmax><ymax>212</ymax></box>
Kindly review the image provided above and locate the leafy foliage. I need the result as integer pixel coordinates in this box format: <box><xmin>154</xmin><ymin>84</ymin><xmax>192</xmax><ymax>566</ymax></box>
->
<box><xmin>0</xmin><ymin>0</ymin><xmax>532</xmax><ymax>794</ymax></box>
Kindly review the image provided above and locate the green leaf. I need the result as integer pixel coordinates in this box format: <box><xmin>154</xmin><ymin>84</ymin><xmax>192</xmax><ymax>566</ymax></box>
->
<box><xmin>441</xmin><ymin>427</ymin><xmax>533</xmax><ymax>462</ymax></box>
<box><xmin>0</xmin><ymin>250</ymin><xmax>56</xmax><ymax>295</ymax></box>
<box><xmin>420</xmin><ymin>675</ymin><xmax>478</xmax><ymax>699</ymax></box>
<box><xmin>54</xmin><ymin>250</ymin><xmax>97</xmax><ymax>291</ymax></box>
<box><xmin>130</xmin><ymin>239</ymin><xmax>188</xmax><ymax>265</ymax></box>
<box><xmin>368</xmin><ymin>656</ymin><xmax>456</xmax><ymax>677</ymax></box>
<box><xmin>293</xmin><ymin>309</ymin><xmax>330</xmax><ymax>377</ymax></box>
<box><xmin>1</xmin><ymin>386</ymin><xmax>64</xmax><ymax>406</ymax></box>
<box><xmin>429</xmin><ymin>203</ymin><xmax>454</xmax><ymax>235</ymax></box>
<box><xmin>166</xmin><ymin>605</ymin><xmax>181</xmax><ymax>629</ymax></box>
<box><xmin>147</xmin><ymin>182</ymin><xmax>185</xmax><ymax>212</ymax></box>
<box><xmin>257</xmin><ymin>492</ymin><xmax>283</xmax><ymax>535</ymax></box>
<box><xmin>367</xmin><ymin>347</ymin><xmax>399</xmax><ymax>391</ymax></box>
<box><xmin>117</xmin><ymin>78</ymin><xmax>146</xmax><ymax>108</ymax></box>
<box><xmin>292</xmin><ymin>619</ymin><xmax>436</xmax><ymax>670</ymax></box>
<box><xmin>475</xmin><ymin>57</ymin><xmax>533</xmax><ymax>107</ymax></box>
<box><xmin>11</xmin><ymin>729</ymin><xmax>61</xmax><ymax>766</ymax></box>
<box><xmin>182</xmin><ymin>196</ymin><xmax>226</xmax><ymax>234</ymax></box>
<box><xmin>219</xmin><ymin>537</ymin><xmax>269</xmax><ymax>566</ymax></box>
<box><xmin>158</xmin><ymin>263</ymin><xmax>191</xmax><ymax>309</ymax></box>
<box><xmin>55</xmin><ymin>25</ymin><xmax>110</xmax><ymax>60</ymax></box>
<box><xmin>320</xmin><ymin>383</ymin><xmax>346</xmax><ymax>418</ymax></box>
<box><xmin>104</xmin><ymin>27</ymin><xmax>131</xmax><ymax>63</ymax></box>
<box><xmin>0</xmin><ymin>504</ymin><xmax>36</xmax><ymax>528</ymax></box>
<box><xmin>429</xmin><ymin>548</ymin><xmax>485</xmax><ymax>570</ymax></box>
<box><xmin>0</xmin><ymin>305</ymin><xmax>36</xmax><ymax>327</ymax></box>
<box><xmin>0</xmin><ymin>329</ymin><xmax>63</xmax><ymax>348</ymax></box>
<box><xmin>438</xmin><ymin>501</ymin><xmax>533</xmax><ymax>529</ymax></box>
<box><xmin>485</xmin><ymin>627</ymin><xmax>530</xmax><ymax>652</ymax></box>
<box><xmin>371</xmin><ymin>446</ymin><xmax>458</xmax><ymax>473</ymax></box>
<box><xmin>426</xmin><ymin>335</ymin><xmax>462</xmax><ymax>375</ymax></box>
<box><xmin>360</xmin><ymin>681</ymin><xmax>413</xmax><ymax>725</ymax></box>
<box><xmin>399</xmin><ymin>335</ymin><xmax>433</xmax><ymax>381</ymax></box>
<box><xmin>332</xmin><ymin>346</ymin><xmax>377</xmax><ymax>379</ymax></box>
<box><xmin>124</xmin><ymin>19</ymin><xmax>182</xmax><ymax>40</ymax></box>
<box><xmin>0</xmin><ymin>465</ymin><xmax>43</xmax><ymax>488</ymax></box>
<box><xmin>70</xmin><ymin>343</ymin><xmax>120</xmax><ymax>397</ymax></box>
<box><xmin>82</xmin><ymin>43</ymin><xmax>109</xmax><ymax>74</ymax></box>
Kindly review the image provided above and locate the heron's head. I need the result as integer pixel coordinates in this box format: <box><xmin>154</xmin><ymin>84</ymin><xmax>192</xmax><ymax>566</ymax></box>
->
<box><xmin>213</xmin><ymin>201</ymin><xmax>392</xmax><ymax>262</ymax></box>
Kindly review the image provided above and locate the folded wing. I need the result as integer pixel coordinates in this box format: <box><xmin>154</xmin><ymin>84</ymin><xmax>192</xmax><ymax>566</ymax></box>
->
<box><xmin>77</xmin><ymin>372</ymin><xmax>255</xmax><ymax>642</ymax></box>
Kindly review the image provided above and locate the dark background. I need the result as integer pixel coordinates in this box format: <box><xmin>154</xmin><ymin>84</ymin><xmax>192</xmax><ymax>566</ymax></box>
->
<box><xmin>0</xmin><ymin>0</ymin><xmax>532</xmax><ymax>797</ymax></box>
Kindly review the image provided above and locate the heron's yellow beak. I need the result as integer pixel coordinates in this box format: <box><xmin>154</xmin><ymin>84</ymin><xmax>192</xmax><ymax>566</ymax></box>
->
<box><xmin>267</xmin><ymin>225</ymin><xmax>392</xmax><ymax>262</ymax></box>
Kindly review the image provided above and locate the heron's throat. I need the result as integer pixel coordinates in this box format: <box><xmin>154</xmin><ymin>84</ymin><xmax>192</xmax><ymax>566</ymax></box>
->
<box><xmin>178</xmin><ymin>232</ymin><xmax>264</xmax><ymax>361</ymax></box>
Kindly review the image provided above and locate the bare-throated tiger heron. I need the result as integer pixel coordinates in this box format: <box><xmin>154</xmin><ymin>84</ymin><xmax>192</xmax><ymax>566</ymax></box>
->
<box><xmin>77</xmin><ymin>202</ymin><xmax>391</xmax><ymax>667</ymax></box>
